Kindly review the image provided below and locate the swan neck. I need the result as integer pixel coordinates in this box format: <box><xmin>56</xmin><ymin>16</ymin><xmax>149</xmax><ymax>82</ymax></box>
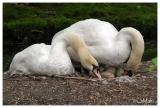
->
<box><xmin>54</xmin><ymin>32</ymin><xmax>98</xmax><ymax>70</ymax></box>
<box><xmin>118</xmin><ymin>27</ymin><xmax>144</xmax><ymax>71</ymax></box>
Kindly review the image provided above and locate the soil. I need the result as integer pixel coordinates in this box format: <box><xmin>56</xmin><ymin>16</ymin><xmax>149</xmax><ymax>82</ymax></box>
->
<box><xmin>3</xmin><ymin>61</ymin><xmax>157</xmax><ymax>105</ymax></box>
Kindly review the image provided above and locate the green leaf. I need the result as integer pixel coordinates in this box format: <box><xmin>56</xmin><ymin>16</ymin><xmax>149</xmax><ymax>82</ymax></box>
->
<box><xmin>152</xmin><ymin>57</ymin><xmax>157</xmax><ymax>65</ymax></box>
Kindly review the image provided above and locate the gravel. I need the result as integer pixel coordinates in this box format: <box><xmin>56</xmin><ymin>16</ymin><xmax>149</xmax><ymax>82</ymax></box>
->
<box><xmin>3</xmin><ymin>61</ymin><xmax>157</xmax><ymax>105</ymax></box>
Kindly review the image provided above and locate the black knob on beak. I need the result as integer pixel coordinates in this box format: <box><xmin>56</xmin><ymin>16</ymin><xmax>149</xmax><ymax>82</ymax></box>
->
<box><xmin>127</xmin><ymin>70</ymin><xmax>133</xmax><ymax>77</ymax></box>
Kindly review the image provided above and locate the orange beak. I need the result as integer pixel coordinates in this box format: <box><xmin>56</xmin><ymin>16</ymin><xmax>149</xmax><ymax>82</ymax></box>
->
<box><xmin>92</xmin><ymin>68</ymin><xmax>102</xmax><ymax>80</ymax></box>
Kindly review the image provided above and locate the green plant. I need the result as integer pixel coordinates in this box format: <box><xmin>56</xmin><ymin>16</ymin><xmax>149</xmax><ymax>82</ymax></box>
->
<box><xmin>147</xmin><ymin>57</ymin><xmax>157</xmax><ymax>72</ymax></box>
<box><xmin>152</xmin><ymin>57</ymin><xmax>157</xmax><ymax>65</ymax></box>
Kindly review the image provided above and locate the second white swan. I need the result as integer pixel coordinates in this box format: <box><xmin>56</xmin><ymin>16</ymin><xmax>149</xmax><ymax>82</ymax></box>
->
<box><xmin>53</xmin><ymin>19</ymin><xmax>144</xmax><ymax>73</ymax></box>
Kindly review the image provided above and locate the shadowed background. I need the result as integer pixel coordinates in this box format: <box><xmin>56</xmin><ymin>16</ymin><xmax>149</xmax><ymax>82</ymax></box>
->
<box><xmin>3</xmin><ymin>3</ymin><xmax>157</xmax><ymax>71</ymax></box>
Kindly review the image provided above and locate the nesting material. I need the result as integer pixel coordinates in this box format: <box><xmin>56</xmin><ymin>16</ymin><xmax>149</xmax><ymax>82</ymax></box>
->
<box><xmin>115</xmin><ymin>76</ymin><xmax>136</xmax><ymax>83</ymax></box>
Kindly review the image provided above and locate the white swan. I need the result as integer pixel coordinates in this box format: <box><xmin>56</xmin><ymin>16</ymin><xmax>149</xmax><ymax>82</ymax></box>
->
<box><xmin>9</xmin><ymin>19</ymin><xmax>144</xmax><ymax>78</ymax></box>
<box><xmin>9</xmin><ymin>32</ymin><xmax>99</xmax><ymax>77</ymax></box>
<box><xmin>53</xmin><ymin>19</ymin><xmax>144</xmax><ymax>73</ymax></box>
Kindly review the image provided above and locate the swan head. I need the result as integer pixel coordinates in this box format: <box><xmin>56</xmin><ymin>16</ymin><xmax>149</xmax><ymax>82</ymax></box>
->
<box><xmin>79</xmin><ymin>49</ymin><xmax>99</xmax><ymax>71</ymax></box>
<box><xmin>79</xmin><ymin>49</ymin><xmax>102</xmax><ymax>80</ymax></box>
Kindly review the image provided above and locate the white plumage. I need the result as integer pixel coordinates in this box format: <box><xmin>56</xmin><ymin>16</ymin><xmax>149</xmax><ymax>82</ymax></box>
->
<box><xmin>9</xmin><ymin>43</ymin><xmax>75</xmax><ymax>76</ymax></box>
<box><xmin>54</xmin><ymin>19</ymin><xmax>144</xmax><ymax>71</ymax></box>
<box><xmin>9</xmin><ymin>19</ymin><xmax>144</xmax><ymax>76</ymax></box>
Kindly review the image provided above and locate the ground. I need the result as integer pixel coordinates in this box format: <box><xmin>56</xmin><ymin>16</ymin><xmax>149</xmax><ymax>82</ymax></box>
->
<box><xmin>3</xmin><ymin>61</ymin><xmax>157</xmax><ymax>105</ymax></box>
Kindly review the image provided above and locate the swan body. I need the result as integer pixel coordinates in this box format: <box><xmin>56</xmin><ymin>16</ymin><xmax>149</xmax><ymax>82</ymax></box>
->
<box><xmin>53</xmin><ymin>19</ymin><xmax>144</xmax><ymax>71</ymax></box>
<box><xmin>9</xmin><ymin>43</ymin><xmax>75</xmax><ymax>76</ymax></box>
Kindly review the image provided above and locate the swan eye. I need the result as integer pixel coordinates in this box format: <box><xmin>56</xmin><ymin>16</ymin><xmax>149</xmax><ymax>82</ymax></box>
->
<box><xmin>92</xmin><ymin>64</ymin><xmax>99</xmax><ymax>70</ymax></box>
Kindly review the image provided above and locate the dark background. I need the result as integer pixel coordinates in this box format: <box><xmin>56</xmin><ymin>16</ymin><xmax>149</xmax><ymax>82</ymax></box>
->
<box><xmin>3</xmin><ymin>3</ymin><xmax>157</xmax><ymax>71</ymax></box>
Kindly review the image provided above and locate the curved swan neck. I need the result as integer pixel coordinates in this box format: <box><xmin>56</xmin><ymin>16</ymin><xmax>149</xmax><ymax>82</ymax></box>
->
<box><xmin>54</xmin><ymin>32</ymin><xmax>98</xmax><ymax>70</ymax></box>
<box><xmin>64</xmin><ymin>32</ymin><xmax>87</xmax><ymax>53</ymax></box>
<box><xmin>66</xmin><ymin>32</ymin><xmax>97</xmax><ymax>60</ymax></box>
<box><xmin>118</xmin><ymin>27</ymin><xmax>144</xmax><ymax>71</ymax></box>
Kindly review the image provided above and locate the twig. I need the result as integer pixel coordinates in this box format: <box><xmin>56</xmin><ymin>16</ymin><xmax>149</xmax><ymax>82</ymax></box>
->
<box><xmin>3</xmin><ymin>74</ymin><xmax>99</xmax><ymax>82</ymax></box>
<box><xmin>54</xmin><ymin>75</ymin><xmax>98</xmax><ymax>82</ymax></box>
